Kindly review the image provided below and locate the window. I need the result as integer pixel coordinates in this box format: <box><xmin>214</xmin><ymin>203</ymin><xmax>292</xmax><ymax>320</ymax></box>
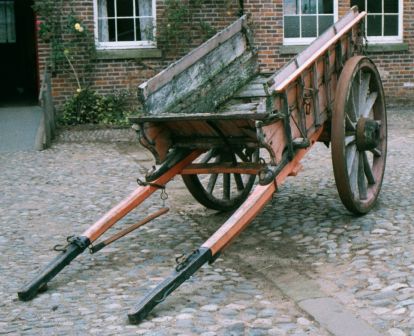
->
<box><xmin>0</xmin><ymin>1</ymin><xmax>16</xmax><ymax>43</ymax></box>
<box><xmin>351</xmin><ymin>0</ymin><xmax>402</xmax><ymax>43</ymax></box>
<box><xmin>283</xmin><ymin>0</ymin><xmax>338</xmax><ymax>45</ymax></box>
<box><xmin>94</xmin><ymin>0</ymin><xmax>155</xmax><ymax>49</ymax></box>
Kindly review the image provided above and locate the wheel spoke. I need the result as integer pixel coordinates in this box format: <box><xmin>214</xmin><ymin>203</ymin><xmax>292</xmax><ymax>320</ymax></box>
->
<box><xmin>351</xmin><ymin>75</ymin><xmax>360</xmax><ymax>119</ymax></box>
<box><xmin>370</xmin><ymin>148</ymin><xmax>382</xmax><ymax>157</ymax></box>
<box><xmin>349</xmin><ymin>148</ymin><xmax>359</xmax><ymax>197</ymax></box>
<box><xmin>346</xmin><ymin>114</ymin><xmax>357</xmax><ymax>131</ymax></box>
<box><xmin>362</xmin><ymin>92</ymin><xmax>378</xmax><ymax>118</ymax></box>
<box><xmin>234</xmin><ymin>149</ymin><xmax>249</xmax><ymax>162</ymax></box>
<box><xmin>201</xmin><ymin>149</ymin><xmax>216</xmax><ymax>164</ymax></box>
<box><xmin>346</xmin><ymin>144</ymin><xmax>357</xmax><ymax>172</ymax></box>
<box><xmin>207</xmin><ymin>174</ymin><xmax>218</xmax><ymax>193</ymax></box>
<box><xmin>362</xmin><ymin>151</ymin><xmax>376</xmax><ymax>185</ymax></box>
<box><xmin>358</xmin><ymin>152</ymin><xmax>368</xmax><ymax>200</ymax></box>
<box><xmin>359</xmin><ymin>72</ymin><xmax>371</xmax><ymax>110</ymax></box>
<box><xmin>234</xmin><ymin>173</ymin><xmax>244</xmax><ymax>191</ymax></box>
<box><xmin>345</xmin><ymin>135</ymin><xmax>356</xmax><ymax>147</ymax></box>
<box><xmin>223</xmin><ymin>174</ymin><xmax>230</xmax><ymax>200</ymax></box>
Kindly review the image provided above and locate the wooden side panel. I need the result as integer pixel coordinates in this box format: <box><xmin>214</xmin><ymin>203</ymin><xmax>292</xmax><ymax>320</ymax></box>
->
<box><xmin>139</xmin><ymin>15</ymin><xmax>247</xmax><ymax>99</ymax></box>
<box><xmin>143</xmin><ymin>32</ymin><xmax>258</xmax><ymax>115</ymax></box>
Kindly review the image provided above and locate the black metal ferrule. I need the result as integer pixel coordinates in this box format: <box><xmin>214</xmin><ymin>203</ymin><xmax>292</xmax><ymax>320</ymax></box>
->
<box><xmin>89</xmin><ymin>241</ymin><xmax>105</xmax><ymax>254</ymax></box>
<box><xmin>128</xmin><ymin>247</ymin><xmax>212</xmax><ymax>324</ymax></box>
<box><xmin>17</xmin><ymin>236</ymin><xmax>90</xmax><ymax>301</ymax></box>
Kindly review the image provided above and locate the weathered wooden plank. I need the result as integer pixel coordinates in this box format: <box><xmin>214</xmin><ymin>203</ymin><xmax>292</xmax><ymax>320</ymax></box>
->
<box><xmin>129</xmin><ymin>110</ymin><xmax>268</xmax><ymax>123</ymax></box>
<box><xmin>143</xmin><ymin>46</ymin><xmax>258</xmax><ymax>115</ymax></box>
<box><xmin>173</xmin><ymin>137</ymin><xmax>257</xmax><ymax>148</ymax></box>
<box><xmin>142</xmin><ymin>32</ymin><xmax>249</xmax><ymax>114</ymax></box>
<box><xmin>232</xmin><ymin>88</ymin><xmax>268</xmax><ymax>98</ymax></box>
<box><xmin>139</xmin><ymin>15</ymin><xmax>247</xmax><ymax>99</ymax></box>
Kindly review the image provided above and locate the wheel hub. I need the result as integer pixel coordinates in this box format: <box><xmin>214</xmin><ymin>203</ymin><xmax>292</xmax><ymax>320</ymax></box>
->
<box><xmin>356</xmin><ymin>118</ymin><xmax>380</xmax><ymax>151</ymax></box>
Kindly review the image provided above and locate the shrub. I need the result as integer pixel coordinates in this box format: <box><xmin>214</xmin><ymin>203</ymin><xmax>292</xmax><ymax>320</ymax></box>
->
<box><xmin>60</xmin><ymin>89</ymin><xmax>135</xmax><ymax>126</ymax></box>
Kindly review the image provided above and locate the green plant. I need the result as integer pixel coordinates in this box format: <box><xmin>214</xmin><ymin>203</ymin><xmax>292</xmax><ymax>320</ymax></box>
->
<box><xmin>60</xmin><ymin>89</ymin><xmax>136</xmax><ymax>126</ymax></box>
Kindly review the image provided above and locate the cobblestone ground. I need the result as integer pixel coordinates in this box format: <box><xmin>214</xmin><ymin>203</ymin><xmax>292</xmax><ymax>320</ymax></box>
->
<box><xmin>0</xmin><ymin>107</ymin><xmax>413</xmax><ymax>335</ymax></box>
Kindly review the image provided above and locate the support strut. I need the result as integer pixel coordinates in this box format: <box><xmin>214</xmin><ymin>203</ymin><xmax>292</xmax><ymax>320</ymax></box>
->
<box><xmin>17</xmin><ymin>150</ymin><xmax>202</xmax><ymax>301</ymax></box>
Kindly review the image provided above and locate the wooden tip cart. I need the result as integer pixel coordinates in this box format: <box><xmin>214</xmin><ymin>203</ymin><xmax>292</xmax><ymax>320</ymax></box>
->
<box><xmin>18</xmin><ymin>6</ymin><xmax>387</xmax><ymax>324</ymax></box>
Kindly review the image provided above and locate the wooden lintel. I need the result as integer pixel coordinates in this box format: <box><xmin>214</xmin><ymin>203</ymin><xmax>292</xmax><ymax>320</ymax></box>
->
<box><xmin>181</xmin><ymin>162</ymin><xmax>263</xmax><ymax>175</ymax></box>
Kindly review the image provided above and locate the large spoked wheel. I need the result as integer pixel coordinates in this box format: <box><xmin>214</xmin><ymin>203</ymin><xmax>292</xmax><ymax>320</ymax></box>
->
<box><xmin>182</xmin><ymin>148</ymin><xmax>258</xmax><ymax>211</ymax></box>
<box><xmin>332</xmin><ymin>56</ymin><xmax>387</xmax><ymax>214</ymax></box>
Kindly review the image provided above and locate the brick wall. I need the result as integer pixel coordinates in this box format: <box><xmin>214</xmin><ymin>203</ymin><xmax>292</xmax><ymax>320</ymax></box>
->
<box><xmin>36</xmin><ymin>0</ymin><xmax>241</xmax><ymax>109</ymax></box>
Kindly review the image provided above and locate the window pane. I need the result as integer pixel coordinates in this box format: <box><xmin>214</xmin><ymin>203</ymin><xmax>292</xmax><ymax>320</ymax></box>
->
<box><xmin>284</xmin><ymin>16</ymin><xmax>300</xmax><ymax>38</ymax></box>
<box><xmin>367</xmin><ymin>0</ymin><xmax>382</xmax><ymax>13</ymax></box>
<box><xmin>108</xmin><ymin>18</ymin><xmax>116</xmax><ymax>41</ymax></box>
<box><xmin>318</xmin><ymin>0</ymin><xmax>333</xmax><ymax>14</ymax></box>
<box><xmin>117</xmin><ymin>0</ymin><xmax>133</xmax><ymax>17</ymax></box>
<box><xmin>384</xmin><ymin>0</ymin><xmax>398</xmax><ymax>13</ymax></box>
<box><xmin>284</xmin><ymin>0</ymin><xmax>299</xmax><ymax>15</ymax></box>
<box><xmin>302</xmin><ymin>15</ymin><xmax>317</xmax><ymax>37</ymax></box>
<box><xmin>117</xmin><ymin>18</ymin><xmax>134</xmax><ymax>40</ymax></box>
<box><xmin>367</xmin><ymin>15</ymin><xmax>382</xmax><ymax>36</ymax></box>
<box><xmin>103</xmin><ymin>0</ymin><xmax>115</xmax><ymax>17</ymax></box>
<box><xmin>319</xmin><ymin>15</ymin><xmax>333</xmax><ymax>34</ymax></box>
<box><xmin>384</xmin><ymin>15</ymin><xmax>398</xmax><ymax>35</ymax></box>
<box><xmin>302</xmin><ymin>0</ymin><xmax>316</xmax><ymax>14</ymax></box>
<box><xmin>136</xmin><ymin>18</ymin><xmax>154</xmax><ymax>40</ymax></box>
<box><xmin>350</xmin><ymin>0</ymin><xmax>365</xmax><ymax>11</ymax></box>
<box><xmin>136</xmin><ymin>0</ymin><xmax>152</xmax><ymax>16</ymax></box>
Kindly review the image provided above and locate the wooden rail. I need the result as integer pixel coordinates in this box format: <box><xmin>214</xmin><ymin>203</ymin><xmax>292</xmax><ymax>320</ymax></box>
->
<box><xmin>267</xmin><ymin>6</ymin><xmax>366</xmax><ymax>93</ymax></box>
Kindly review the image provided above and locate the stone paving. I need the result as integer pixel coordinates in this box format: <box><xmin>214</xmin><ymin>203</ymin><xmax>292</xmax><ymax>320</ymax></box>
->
<box><xmin>0</xmin><ymin>106</ymin><xmax>413</xmax><ymax>335</ymax></box>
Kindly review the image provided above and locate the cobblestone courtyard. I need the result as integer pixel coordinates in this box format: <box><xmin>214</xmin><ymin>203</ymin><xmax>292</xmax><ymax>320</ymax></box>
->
<box><xmin>0</xmin><ymin>107</ymin><xmax>413</xmax><ymax>335</ymax></box>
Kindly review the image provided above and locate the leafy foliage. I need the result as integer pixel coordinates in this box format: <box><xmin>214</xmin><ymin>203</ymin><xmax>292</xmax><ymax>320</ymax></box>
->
<box><xmin>60</xmin><ymin>89</ymin><xmax>135</xmax><ymax>126</ymax></box>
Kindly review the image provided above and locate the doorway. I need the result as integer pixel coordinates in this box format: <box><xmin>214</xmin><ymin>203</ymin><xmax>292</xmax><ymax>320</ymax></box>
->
<box><xmin>0</xmin><ymin>0</ymin><xmax>38</xmax><ymax>105</ymax></box>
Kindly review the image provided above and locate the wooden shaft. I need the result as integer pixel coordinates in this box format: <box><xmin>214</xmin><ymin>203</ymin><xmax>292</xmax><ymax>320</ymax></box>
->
<box><xmin>101</xmin><ymin>207</ymin><xmax>169</xmax><ymax>247</ymax></box>
<box><xmin>82</xmin><ymin>150</ymin><xmax>202</xmax><ymax>243</ymax></box>
<box><xmin>181</xmin><ymin>162</ymin><xmax>262</xmax><ymax>175</ymax></box>
<box><xmin>202</xmin><ymin>126</ymin><xmax>324</xmax><ymax>255</ymax></box>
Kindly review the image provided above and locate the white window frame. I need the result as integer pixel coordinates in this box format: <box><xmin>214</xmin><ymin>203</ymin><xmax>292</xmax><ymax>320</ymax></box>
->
<box><xmin>0</xmin><ymin>1</ymin><xmax>16</xmax><ymax>44</ymax></box>
<box><xmin>93</xmin><ymin>0</ymin><xmax>156</xmax><ymax>50</ymax></box>
<box><xmin>283</xmin><ymin>0</ymin><xmax>339</xmax><ymax>45</ymax></box>
<box><xmin>360</xmin><ymin>0</ymin><xmax>403</xmax><ymax>44</ymax></box>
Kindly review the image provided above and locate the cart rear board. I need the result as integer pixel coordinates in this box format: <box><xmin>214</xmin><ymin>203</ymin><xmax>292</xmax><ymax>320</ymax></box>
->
<box><xmin>18</xmin><ymin>6</ymin><xmax>387</xmax><ymax>324</ymax></box>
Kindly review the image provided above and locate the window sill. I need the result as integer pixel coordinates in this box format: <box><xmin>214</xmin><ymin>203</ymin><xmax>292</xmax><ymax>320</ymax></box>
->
<box><xmin>280</xmin><ymin>43</ymin><xmax>409</xmax><ymax>56</ymax></box>
<box><xmin>96</xmin><ymin>48</ymin><xmax>162</xmax><ymax>60</ymax></box>
<box><xmin>366</xmin><ymin>43</ymin><xmax>408</xmax><ymax>53</ymax></box>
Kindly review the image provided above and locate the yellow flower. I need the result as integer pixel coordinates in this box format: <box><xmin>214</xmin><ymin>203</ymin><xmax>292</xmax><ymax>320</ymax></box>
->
<box><xmin>76</xmin><ymin>88</ymin><xmax>82</xmax><ymax>93</ymax></box>
<box><xmin>78</xmin><ymin>26</ymin><xmax>84</xmax><ymax>33</ymax></box>
<box><xmin>63</xmin><ymin>49</ymin><xmax>69</xmax><ymax>55</ymax></box>
<box><xmin>74</xmin><ymin>23</ymin><xmax>81</xmax><ymax>31</ymax></box>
